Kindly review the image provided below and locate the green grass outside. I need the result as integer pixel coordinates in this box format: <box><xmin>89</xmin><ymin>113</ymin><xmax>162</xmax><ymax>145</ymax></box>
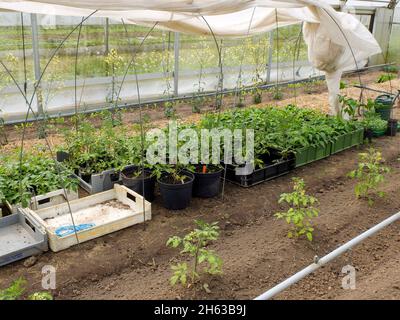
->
<box><xmin>0</xmin><ymin>23</ymin><xmax>307</xmax><ymax>82</ymax></box>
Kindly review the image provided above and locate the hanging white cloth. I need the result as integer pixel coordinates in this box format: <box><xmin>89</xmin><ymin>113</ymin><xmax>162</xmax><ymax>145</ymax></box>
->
<box><xmin>0</xmin><ymin>0</ymin><xmax>382</xmax><ymax>115</ymax></box>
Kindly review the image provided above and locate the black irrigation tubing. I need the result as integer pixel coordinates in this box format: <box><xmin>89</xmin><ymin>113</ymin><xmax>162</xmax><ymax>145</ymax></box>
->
<box><xmin>0</xmin><ymin>10</ymin><xmax>98</xmax><ymax>245</ymax></box>
<box><xmin>121</xmin><ymin>19</ymin><xmax>158</xmax><ymax>231</ymax></box>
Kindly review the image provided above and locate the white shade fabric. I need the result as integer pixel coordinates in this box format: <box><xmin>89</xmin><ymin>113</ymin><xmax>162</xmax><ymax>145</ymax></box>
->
<box><xmin>0</xmin><ymin>0</ymin><xmax>383</xmax><ymax>114</ymax></box>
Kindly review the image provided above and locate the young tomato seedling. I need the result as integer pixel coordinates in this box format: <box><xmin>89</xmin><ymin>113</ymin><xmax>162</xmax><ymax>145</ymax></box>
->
<box><xmin>275</xmin><ymin>177</ymin><xmax>319</xmax><ymax>241</ymax></box>
<box><xmin>348</xmin><ymin>148</ymin><xmax>390</xmax><ymax>206</ymax></box>
<box><xmin>166</xmin><ymin>220</ymin><xmax>223</xmax><ymax>288</ymax></box>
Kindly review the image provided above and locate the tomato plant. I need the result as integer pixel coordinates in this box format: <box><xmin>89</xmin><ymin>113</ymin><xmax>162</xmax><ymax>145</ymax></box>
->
<box><xmin>275</xmin><ymin>177</ymin><xmax>319</xmax><ymax>241</ymax></box>
<box><xmin>166</xmin><ymin>220</ymin><xmax>222</xmax><ymax>288</ymax></box>
<box><xmin>348</xmin><ymin>148</ymin><xmax>390</xmax><ymax>206</ymax></box>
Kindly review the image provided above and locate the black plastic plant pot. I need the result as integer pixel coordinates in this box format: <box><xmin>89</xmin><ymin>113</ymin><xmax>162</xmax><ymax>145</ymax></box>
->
<box><xmin>387</xmin><ymin>119</ymin><xmax>398</xmax><ymax>137</ymax></box>
<box><xmin>158</xmin><ymin>171</ymin><xmax>194</xmax><ymax>210</ymax></box>
<box><xmin>364</xmin><ymin>128</ymin><xmax>373</xmax><ymax>143</ymax></box>
<box><xmin>192</xmin><ymin>165</ymin><xmax>223</xmax><ymax>198</ymax></box>
<box><xmin>121</xmin><ymin>165</ymin><xmax>156</xmax><ymax>202</ymax></box>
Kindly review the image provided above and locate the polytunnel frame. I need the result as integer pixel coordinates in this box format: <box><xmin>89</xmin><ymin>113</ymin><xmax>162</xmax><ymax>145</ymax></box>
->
<box><xmin>0</xmin><ymin>4</ymin><xmax>386</xmax><ymax>252</ymax></box>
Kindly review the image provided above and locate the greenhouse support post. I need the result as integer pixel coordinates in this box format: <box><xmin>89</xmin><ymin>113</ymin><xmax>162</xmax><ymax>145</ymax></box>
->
<box><xmin>104</xmin><ymin>18</ymin><xmax>109</xmax><ymax>55</ymax></box>
<box><xmin>30</xmin><ymin>13</ymin><xmax>44</xmax><ymax>116</ymax></box>
<box><xmin>255</xmin><ymin>211</ymin><xmax>400</xmax><ymax>300</ymax></box>
<box><xmin>266</xmin><ymin>31</ymin><xmax>274</xmax><ymax>84</ymax></box>
<box><xmin>174</xmin><ymin>32</ymin><xmax>180</xmax><ymax>96</ymax></box>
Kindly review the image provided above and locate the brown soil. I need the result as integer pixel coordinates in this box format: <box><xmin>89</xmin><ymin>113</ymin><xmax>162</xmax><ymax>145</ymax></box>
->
<box><xmin>0</xmin><ymin>134</ymin><xmax>399</xmax><ymax>300</ymax></box>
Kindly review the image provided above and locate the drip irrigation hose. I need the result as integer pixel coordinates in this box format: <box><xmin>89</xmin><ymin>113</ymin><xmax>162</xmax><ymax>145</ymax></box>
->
<box><xmin>255</xmin><ymin>211</ymin><xmax>400</xmax><ymax>300</ymax></box>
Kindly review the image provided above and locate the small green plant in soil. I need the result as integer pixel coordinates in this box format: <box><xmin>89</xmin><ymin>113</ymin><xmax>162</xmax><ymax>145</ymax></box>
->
<box><xmin>0</xmin><ymin>278</ymin><xmax>52</xmax><ymax>300</ymax></box>
<box><xmin>348</xmin><ymin>148</ymin><xmax>390</xmax><ymax>206</ymax></box>
<box><xmin>275</xmin><ymin>177</ymin><xmax>319</xmax><ymax>241</ymax></box>
<box><xmin>376</xmin><ymin>73</ymin><xmax>396</xmax><ymax>83</ymax></box>
<box><xmin>167</xmin><ymin>220</ymin><xmax>222</xmax><ymax>288</ymax></box>
<box><xmin>272</xmin><ymin>87</ymin><xmax>283</xmax><ymax>100</ymax></box>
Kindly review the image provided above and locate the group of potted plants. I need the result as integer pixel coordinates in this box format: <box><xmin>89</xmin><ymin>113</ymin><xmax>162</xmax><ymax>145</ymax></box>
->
<box><xmin>118</xmin><ymin>163</ymin><xmax>223</xmax><ymax>210</ymax></box>
<box><xmin>56</xmin><ymin>114</ymin><xmax>224</xmax><ymax>210</ymax></box>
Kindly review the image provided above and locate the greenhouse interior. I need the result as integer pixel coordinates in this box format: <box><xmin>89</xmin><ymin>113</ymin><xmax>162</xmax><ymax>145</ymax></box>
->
<box><xmin>0</xmin><ymin>0</ymin><xmax>400</xmax><ymax>305</ymax></box>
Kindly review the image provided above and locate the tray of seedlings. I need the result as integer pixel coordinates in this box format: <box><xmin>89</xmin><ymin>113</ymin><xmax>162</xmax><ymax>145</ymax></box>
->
<box><xmin>21</xmin><ymin>184</ymin><xmax>151</xmax><ymax>252</ymax></box>
<box><xmin>55</xmin><ymin>116</ymin><xmax>132</xmax><ymax>195</ymax></box>
<box><xmin>57</xmin><ymin>150</ymin><xmax>121</xmax><ymax>195</ymax></box>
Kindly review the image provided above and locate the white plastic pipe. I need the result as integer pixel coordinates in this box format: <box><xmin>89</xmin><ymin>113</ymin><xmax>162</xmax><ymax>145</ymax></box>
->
<box><xmin>255</xmin><ymin>211</ymin><xmax>400</xmax><ymax>300</ymax></box>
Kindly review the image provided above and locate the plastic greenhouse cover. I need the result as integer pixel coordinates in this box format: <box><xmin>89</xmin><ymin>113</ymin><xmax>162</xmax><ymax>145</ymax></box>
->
<box><xmin>0</xmin><ymin>0</ymin><xmax>383</xmax><ymax>115</ymax></box>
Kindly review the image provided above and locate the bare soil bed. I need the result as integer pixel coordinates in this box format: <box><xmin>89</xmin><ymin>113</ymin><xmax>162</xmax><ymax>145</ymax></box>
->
<box><xmin>0</xmin><ymin>134</ymin><xmax>399</xmax><ymax>300</ymax></box>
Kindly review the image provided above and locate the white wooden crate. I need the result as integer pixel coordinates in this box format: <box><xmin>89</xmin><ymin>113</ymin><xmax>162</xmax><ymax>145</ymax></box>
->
<box><xmin>21</xmin><ymin>185</ymin><xmax>151</xmax><ymax>252</ymax></box>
